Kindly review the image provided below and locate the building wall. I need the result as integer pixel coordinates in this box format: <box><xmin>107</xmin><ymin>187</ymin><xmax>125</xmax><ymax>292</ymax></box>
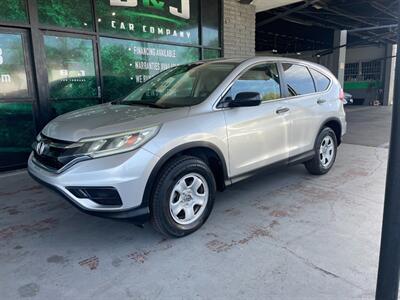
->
<box><xmin>0</xmin><ymin>0</ymin><xmax>226</xmax><ymax>170</ymax></box>
<box><xmin>223</xmin><ymin>0</ymin><xmax>256</xmax><ymax>57</ymax></box>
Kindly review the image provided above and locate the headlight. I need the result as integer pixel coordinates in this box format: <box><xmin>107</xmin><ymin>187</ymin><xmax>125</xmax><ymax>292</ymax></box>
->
<box><xmin>69</xmin><ymin>126</ymin><xmax>160</xmax><ymax>158</ymax></box>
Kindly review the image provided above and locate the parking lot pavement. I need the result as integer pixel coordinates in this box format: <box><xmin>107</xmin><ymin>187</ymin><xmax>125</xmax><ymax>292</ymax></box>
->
<box><xmin>0</xmin><ymin>142</ymin><xmax>387</xmax><ymax>299</ymax></box>
<box><xmin>344</xmin><ymin>106</ymin><xmax>392</xmax><ymax>148</ymax></box>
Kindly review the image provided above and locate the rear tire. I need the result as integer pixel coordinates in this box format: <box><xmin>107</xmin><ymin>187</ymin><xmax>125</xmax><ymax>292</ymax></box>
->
<box><xmin>150</xmin><ymin>155</ymin><xmax>216</xmax><ymax>238</ymax></box>
<box><xmin>305</xmin><ymin>127</ymin><xmax>337</xmax><ymax>175</ymax></box>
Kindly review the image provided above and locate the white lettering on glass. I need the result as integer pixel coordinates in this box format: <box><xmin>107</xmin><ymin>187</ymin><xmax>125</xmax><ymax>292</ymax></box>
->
<box><xmin>170</xmin><ymin>0</ymin><xmax>190</xmax><ymax>19</ymax></box>
<box><xmin>110</xmin><ymin>0</ymin><xmax>138</xmax><ymax>7</ymax></box>
<box><xmin>109</xmin><ymin>0</ymin><xmax>190</xmax><ymax>20</ymax></box>
<box><xmin>1</xmin><ymin>74</ymin><xmax>11</xmax><ymax>83</ymax></box>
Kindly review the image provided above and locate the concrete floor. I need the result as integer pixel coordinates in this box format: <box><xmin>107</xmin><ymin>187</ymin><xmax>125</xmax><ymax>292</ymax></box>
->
<box><xmin>343</xmin><ymin>106</ymin><xmax>392</xmax><ymax>148</ymax></box>
<box><xmin>0</xmin><ymin>106</ymin><xmax>391</xmax><ymax>299</ymax></box>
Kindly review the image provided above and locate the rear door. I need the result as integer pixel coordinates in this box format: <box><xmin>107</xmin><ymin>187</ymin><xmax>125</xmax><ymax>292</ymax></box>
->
<box><xmin>281</xmin><ymin>63</ymin><xmax>328</xmax><ymax>157</ymax></box>
<box><xmin>223</xmin><ymin>63</ymin><xmax>290</xmax><ymax>178</ymax></box>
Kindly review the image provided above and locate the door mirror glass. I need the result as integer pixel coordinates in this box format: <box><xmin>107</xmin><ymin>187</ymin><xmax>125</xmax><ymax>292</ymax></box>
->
<box><xmin>228</xmin><ymin>92</ymin><xmax>261</xmax><ymax>107</ymax></box>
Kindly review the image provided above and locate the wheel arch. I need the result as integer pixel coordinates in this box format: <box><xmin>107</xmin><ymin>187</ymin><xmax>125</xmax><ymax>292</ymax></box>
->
<box><xmin>142</xmin><ymin>142</ymin><xmax>229</xmax><ymax>208</ymax></box>
<box><xmin>321</xmin><ymin>118</ymin><xmax>342</xmax><ymax>145</ymax></box>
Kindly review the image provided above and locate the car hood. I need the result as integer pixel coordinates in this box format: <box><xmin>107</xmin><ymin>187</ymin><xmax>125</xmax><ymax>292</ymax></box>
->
<box><xmin>42</xmin><ymin>103</ymin><xmax>190</xmax><ymax>142</ymax></box>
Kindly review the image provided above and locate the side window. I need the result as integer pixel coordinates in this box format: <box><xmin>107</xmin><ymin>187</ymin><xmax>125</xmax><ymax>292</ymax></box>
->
<box><xmin>310</xmin><ymin>69</ymin><xmax>331</xmax><ymax>92</ymax></box>
<box><xmin>282</xmin><ymin>63</ymin><xmax>315</xmax><ymax>96</ymax></box>
<box><xmin>228</xmin><ymin>63</ymin><xmax>281</xmax><ymax>102</ymax></box>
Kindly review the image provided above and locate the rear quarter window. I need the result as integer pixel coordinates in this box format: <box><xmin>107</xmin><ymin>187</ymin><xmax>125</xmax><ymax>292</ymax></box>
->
<box><xmin>310</xmin><ymin>69</ymin><xmax>331</xmax><ymax>92</ymax></box>
<box><xmin>282</xmin><ymin>63</ymin><xmax>315</xmax><ymax>96</ymax></box>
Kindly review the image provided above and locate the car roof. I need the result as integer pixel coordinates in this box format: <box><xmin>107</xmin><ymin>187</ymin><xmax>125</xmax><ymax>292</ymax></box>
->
<box><xmin>199</xmin><ymin>56</ymin><xmax>333</xmax><ymax>76</ymax></box>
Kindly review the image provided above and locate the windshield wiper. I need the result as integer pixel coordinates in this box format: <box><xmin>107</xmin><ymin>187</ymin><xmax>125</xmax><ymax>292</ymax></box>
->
<box><xmin>122</xmin><ymin>101</ymin><xmax>169</xmax><ymax>109</ymax></box>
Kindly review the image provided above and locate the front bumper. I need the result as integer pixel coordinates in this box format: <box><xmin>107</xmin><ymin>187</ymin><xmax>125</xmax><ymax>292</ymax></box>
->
<box><xmin>27</xmin><ymin>148</ymin><xmax>159</xmax><ymax>221</ymax></box>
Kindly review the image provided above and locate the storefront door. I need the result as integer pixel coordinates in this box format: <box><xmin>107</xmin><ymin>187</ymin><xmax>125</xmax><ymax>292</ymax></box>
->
<box><xmin>41</xmin><ymin>32</ymin><xmax>102</xmax><ymax>118</ymax></box>
<box><xmin>0</xmin><ymin>28</ymin><xmax>36</xmax><ymax>170</ymax></box>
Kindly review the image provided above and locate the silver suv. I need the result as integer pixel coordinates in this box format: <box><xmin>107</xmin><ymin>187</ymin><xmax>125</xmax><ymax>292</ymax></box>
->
<box><xmin>28</xmin><ymin>57</ymin><xmax>346</xmax><ymax>237</ymax></box>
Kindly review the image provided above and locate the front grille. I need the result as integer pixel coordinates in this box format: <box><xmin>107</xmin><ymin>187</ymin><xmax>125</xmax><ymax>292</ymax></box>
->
<box><xmin>32</xmin><ymin>135</ymin><xmax>83</xmax><ymax>172</ymax></box>
<box><xmin>34</xmin><ymin>152</ymin><xmax>65</xmax><ymax>171</ymax></box>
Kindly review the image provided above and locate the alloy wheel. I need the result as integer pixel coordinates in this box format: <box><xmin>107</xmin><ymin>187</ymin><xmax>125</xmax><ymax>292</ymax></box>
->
<box><xmin>169</xmin><ymin>173</ymin><xmax>209</xmax><ymax>225</ymax></box>
<box><xmin>319</xmin><ymin>135</ymin><xmax>335</xmax><ymax>168</ymax></box>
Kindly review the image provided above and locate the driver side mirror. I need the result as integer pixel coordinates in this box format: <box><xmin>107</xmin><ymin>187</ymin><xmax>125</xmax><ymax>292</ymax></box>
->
<box><xmin>228</xmin><ymin>92</ymin><xmax>262</xmax><ymax>108</ymax></box>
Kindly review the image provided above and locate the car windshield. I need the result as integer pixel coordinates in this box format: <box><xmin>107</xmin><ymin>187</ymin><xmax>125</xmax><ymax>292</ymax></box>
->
<box><xmin>121</xmin><ymin>62</ymin><xmax>238</xmax><ymax>108</ymax></box>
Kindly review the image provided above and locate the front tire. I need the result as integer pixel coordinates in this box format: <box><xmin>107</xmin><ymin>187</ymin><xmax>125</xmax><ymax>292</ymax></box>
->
<box><xmin>305</xmin><ymin>127</ymin><xmax>338</xmax><ymax>175</ymax></box>
<box><xmin>150</xmin><ymin>155</ymin><xmax>216</xmax><ymax>238</ymax></box>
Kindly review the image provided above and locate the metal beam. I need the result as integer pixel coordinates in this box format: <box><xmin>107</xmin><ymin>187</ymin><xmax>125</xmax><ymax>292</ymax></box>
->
<box><xmin>256</xmin><ymin>0</ymin><xmax>320</xmax><ymax>28</ymax></box>
<box><xmin>370</xmin><ymin>1</ymin><xmax>398</xmax><ymax>19</ymax></box>
<box><xmin>348</xmin><ymin>24</ymin><xmax>398</xmax><ymax>33</ymax></box>
<box><xmin>322</xmin><ymin>6</ymin><xmax>379</xmax><ymax>27</ymax></box>
<box><xmin>297</xmin><ymin>11</ymin><xmax>396</xmax><ymax>44</ymax></box>
<box><xmin>321</xmin><ymin>5</ymin><xmax>397</xmax><ymax>42</ymax></box>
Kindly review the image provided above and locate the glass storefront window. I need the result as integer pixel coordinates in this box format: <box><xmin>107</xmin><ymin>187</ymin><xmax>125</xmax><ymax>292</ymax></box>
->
<box><xmin>38</xmin><ymin>0</ymin><xmax>94</xmax><ymax>31</ymax></box>
<box><xmin>100</xmin><ymin>37</ymin><xmax>200</xmax><ymax>101</ymax></box>
<box><xmin>0</xmin><ymin>102</ymin><xmax>34</xmax><ymax>170</ymax></box>
<box><xmin>0</xmin><ymin>33</ymin><xmax>29</xmax><ymax>99</ymax></box>
<box><xmin>44</xmin><ymin>35</ymin><xmax>98</xmax><ymax>115</ymax></box>
<box><xmin>201</xmin><ymin>0</ymin><xmax>221</xmax><ymax>48</ymax></box>
<box><xmin>203</xmin><ymin>49</ymin><xmax>221</xmax><ymax>60</ymax></box>
<box><xmin>0</xmin><ymin>0</ymin><xmax>28</xmax><ymax>24</ymax></box>
<box><xmin>96</xmin><ymin>0</ymin><xmax>199</xmax><ymax>45</ymax></box>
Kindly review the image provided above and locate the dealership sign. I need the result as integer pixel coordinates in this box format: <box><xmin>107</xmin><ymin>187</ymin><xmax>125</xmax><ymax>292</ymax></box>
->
<box><xmin>96</xmin><ymin>0</ymin><xmax>198</xmax><ymax>44</ymax></box>
<box><xmin>110</xmin><ymin>0</ymin><xmax>190</xmax><ymax>19</ymax></box>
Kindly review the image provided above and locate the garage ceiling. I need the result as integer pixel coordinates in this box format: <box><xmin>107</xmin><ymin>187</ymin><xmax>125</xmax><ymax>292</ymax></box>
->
<box><xmin>256</xmin><ymin>0</ymin><xmax>399</xmax><ymax>53</ymax></box>
<box><xmin>252</xmin><ymin>0</ymin><xmax>303</xmax><ymax>12</ymax></box>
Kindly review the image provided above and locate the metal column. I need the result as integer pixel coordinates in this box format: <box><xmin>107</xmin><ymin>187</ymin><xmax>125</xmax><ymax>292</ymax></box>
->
<box><xmin>376</xmin><ymin>1</ymin><xmax>400</xmax><ymax>299</ymax></box>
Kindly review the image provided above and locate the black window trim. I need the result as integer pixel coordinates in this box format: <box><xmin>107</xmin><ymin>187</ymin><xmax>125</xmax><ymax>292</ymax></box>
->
<box><xmin>280</xmin><ymin>61</ymin><xmax>333</xmax><ymax>100</ymax></box>
<box><xmin>215</xmin><ymin>61</ymin><xmax>286</xmax><ymax>109</ymax></box>
<box><xmin>0</xmin><ymin>27</ymin><xmax>35</xmax><ymax>102</ymax></box>
<box><xmin>42</xmin><ymin>30</ymin><xmax>102</xmax><ymax>102</ymax></box>
<box><xmin>309</xmin><ymin>67</ymin><xmax>332</xmax><ymax>93</ymax></box>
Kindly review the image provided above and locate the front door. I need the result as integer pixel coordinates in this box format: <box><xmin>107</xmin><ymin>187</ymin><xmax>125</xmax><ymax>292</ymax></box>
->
<box><xmin>223</xmin><ymin>63</ymin><xmax>289</xmax><ymax>179</ymax></box>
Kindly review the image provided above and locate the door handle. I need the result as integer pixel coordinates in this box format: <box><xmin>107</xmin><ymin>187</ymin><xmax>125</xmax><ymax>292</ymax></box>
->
<box><xmin>276</xmin><ymin>107</ymin><xmax>290</xmax><ymax>114</ymax></box>
<box><xmin>317</xmin><ymin>99</ymin><xmax>327</xmax><ymax>104</ymax></box>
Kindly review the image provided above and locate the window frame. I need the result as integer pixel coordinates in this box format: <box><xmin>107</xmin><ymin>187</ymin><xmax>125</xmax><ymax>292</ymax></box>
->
<box><xmin>216</xmin><ymin>61</ymin><xmax>286</xmax><ymax>109</ymax></box>
<box><xmin>280</xmin><ymin>61</ymin><xmax>333</xmax><ymax>99</ymax></box>
<box><xmin>280</xmin><ymin>62</ymin><xmax>317</xmax><ymax>98</ymax></box>
<box><xmin>309</xmin><ymin>67</ymin><xmax>332</xmax><ymax>93</ymax></box>
<box><xmin>42</xmin><ymin>30</ymin><xmax>101</xmax><ymax>102</ymax></box>
<box><xmin>227</xmin><ymin>63</ymin><xmax>283</xmax><ymax>103</ymax></box>
<box><xmin>0</xmin><ymin>27</ymin><xmax>35</xmax><ymax>102</ymax></box>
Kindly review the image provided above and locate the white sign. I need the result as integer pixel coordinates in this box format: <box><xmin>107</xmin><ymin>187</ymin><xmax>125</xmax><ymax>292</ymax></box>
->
<box><xmin>110</xmin><ymin>0</ymin><xmax>191</xmax><ymax>20</ymax></box>
<box><xmin>0</xmin><ymin>48</ymin><xmax>3</xmax><ymax>65</ymax></box>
